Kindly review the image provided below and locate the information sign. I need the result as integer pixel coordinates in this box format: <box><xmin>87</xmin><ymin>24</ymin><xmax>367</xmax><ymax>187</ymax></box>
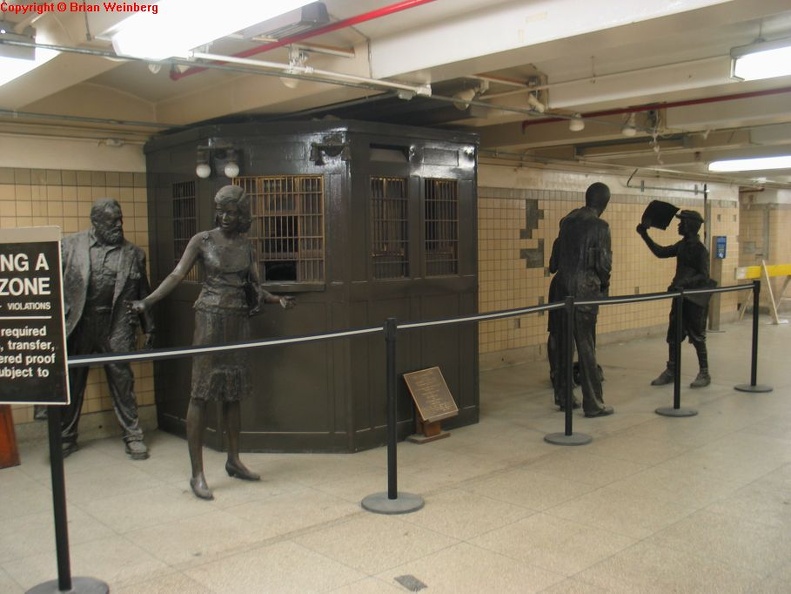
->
<box><xmin>0</xmin><ymin>227</ymin><xmax>70</xmax><ymax>405</ymax></box>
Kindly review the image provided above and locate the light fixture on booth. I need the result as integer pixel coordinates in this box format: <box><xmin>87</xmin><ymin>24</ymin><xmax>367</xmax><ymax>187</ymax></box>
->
<box><xmin>621</xmin><ymin>113</ymin><xmax>637</xmax><ymax>137</ymax></box>
<box><xmin>195</xmin><ymin>149</ymin><xmax>211</xmax><ymax>178</ymax></box>
<box><xmin>569</xmin><ymin>113</ymin><xmax>585</xmax><ymax>132</ymax></box>
<box><xmin>731</xmin><ymin>37</ymin><xmax>791</xmax><ymax>81</ymax></box>
<box><xmin>223</xmin><ymin>150</ymin><xmax>240</xmax><ymax>178</ymax></box>
<box><xmin>195</xmin><ymin>142</ymin><xmax>240</xmax><ymax>179</ymax></box>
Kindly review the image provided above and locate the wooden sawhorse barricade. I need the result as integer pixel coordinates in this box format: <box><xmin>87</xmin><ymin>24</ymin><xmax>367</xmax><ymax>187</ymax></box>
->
<box><xmin>735</xmin><ymin>261</ymin><xmax>791</xmax><ymax>324</ymax></box>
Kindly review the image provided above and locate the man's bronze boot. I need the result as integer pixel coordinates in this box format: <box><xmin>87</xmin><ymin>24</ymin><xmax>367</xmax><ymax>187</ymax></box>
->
<box><xmin>690</xmin><ymin>369</ymin><xmax>711</xmax><ymax>388</ymax></box>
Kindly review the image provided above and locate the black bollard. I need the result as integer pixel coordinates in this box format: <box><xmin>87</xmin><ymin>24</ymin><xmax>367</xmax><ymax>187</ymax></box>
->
<box><xmin>656</xmin><ymin>291</ymin><xmax>697</xmax><ymax>417</ymax></box>
<box><xmin>735</xmin><ymin>280</ymin><xmax>773</xmax><ymax>393</ymax></box>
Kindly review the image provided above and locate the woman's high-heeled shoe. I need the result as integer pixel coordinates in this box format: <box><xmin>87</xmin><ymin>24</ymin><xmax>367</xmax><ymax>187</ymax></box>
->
<box><xmin>225</xmin><ymin>461</ymin><xmax>260</xmax><ymax>481</ymax></box>
<box><xmin>190</xmin><ymin>476</ymin><xmax>214</xmax><ymax>500</ymax></box>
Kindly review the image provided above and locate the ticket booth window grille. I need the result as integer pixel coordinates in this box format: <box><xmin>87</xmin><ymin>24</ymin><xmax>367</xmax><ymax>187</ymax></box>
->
<box><xmin>371</xmin><ymin>176</ymin><xmax>409</xmax><ymax>279</ymax></box>
<box><xmin>171</xmin><ymin>181</ymin><xmax>199</xmax><ymax>281</ymax></box>
<box><xmin>236</xmin><ymin>175</ymin><xmax>325</xmax><ymax>283</ymax></box>
<box><xmin>425</xmin><ymin>178</ymin><xmax>458</xmax><ymax>276</ymax></box>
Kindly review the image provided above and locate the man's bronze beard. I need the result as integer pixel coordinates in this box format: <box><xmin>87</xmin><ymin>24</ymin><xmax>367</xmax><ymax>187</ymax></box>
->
<box><xmin>95</xmin><ymin>226</ymin><xmax>124</xmax><ymax>246</ymax></box>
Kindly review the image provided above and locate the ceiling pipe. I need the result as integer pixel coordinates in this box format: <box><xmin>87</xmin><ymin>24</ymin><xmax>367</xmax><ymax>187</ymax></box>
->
<box><xmin>521</xmin><ymin>85</ymin><xmax>791</xmax><ymax>131</ymax></box>
<box><xmin>189</xmin><ymin>50</ymin><xmax>431</xmax><ymax>96</ymax></box>
<box><xmin>170</xmin><ymin>0</ymin><xmax>439</xmax><ymax>81</ymax></box>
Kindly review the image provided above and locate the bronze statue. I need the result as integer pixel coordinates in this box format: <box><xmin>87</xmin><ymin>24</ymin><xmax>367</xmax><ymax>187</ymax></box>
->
<box><xmin>637</xmin><ymin>209</ymin><xmax>713</xmax><ymax>387</ymax></box>
<box><xmin>60</xmin><ymin>198</ymin><xmax>155</xmax><ymax>459</ymax></box>
<box><xmin>547</xmin><ymin>182</ymin><xmax>613</xmax><ymax>417</ymax></box>
<box><xmin>129</xmin><ymin>185</ymin><xmax>294</xmax><ymax>500</ymax></box>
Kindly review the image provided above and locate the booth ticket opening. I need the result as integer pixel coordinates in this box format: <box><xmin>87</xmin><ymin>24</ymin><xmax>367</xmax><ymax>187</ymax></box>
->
<box><xmin>0</xmin><ymin>227</ymin><xmax>70</xmax><ymax>406</ymax></box>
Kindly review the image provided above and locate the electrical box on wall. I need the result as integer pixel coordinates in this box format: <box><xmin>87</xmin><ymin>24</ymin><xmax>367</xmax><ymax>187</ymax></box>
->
<box><xmin>715</xmin><ymin>235</ymin><xmax>727</xmax><ymax>259</ymax></box>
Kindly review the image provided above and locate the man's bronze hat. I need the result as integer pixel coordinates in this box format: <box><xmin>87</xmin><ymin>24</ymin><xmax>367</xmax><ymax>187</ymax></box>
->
<box><xmin>675</xmin><ymin>209</ymin><xmax>703</xmax><ymax>224</ymax></box>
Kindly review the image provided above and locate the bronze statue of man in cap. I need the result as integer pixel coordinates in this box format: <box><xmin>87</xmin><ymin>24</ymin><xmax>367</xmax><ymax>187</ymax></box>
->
<box><xmin>637</xmin><ymin>208</ymin><xmax>713</xmax><ymax>388</ymax></box>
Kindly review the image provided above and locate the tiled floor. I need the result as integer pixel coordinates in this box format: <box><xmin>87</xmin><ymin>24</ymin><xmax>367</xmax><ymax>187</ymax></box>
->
<box><xmin>2</xmin><ymin>315</ymin><xmax>791</xmax><ymax>593</ymax></box>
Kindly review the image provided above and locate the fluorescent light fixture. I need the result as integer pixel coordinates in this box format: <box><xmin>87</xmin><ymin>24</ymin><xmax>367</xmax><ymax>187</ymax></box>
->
<box><xmin>708</xmin><ymin>156</ymin><xmax>791</xmax><ymax>172</ymax></box>
<box><xmin>731</xmin><ymin>37</ymin><xmax>791</xmax><ymax>81</ymax></box>
<box><xmin>109</xmin><ymin>0</ymin><xmax>316</xmax><ymax>61</ymax></box>
<box><xmin>0</xmin><ymin>23</ymin><xmax>59</xmax><ymax>87</ymax></box>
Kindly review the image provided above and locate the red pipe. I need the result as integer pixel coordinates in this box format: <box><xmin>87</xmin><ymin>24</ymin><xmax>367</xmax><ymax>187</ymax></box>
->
<box><xmin>171</xmin><ymin>0</ymin><xmax>440</xmax><ymax>81</ymax></box>
<box><xmin>521</xmin><ymin>85</ymin><xmax>791</xmax><ymax>131</ymax></box>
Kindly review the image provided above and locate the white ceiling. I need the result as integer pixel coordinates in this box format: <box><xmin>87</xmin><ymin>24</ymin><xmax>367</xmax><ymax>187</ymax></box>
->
<box><xmin>2</xmin><ymin>0</ymin><xmax>791</xmax><ymax>187</ymax></box>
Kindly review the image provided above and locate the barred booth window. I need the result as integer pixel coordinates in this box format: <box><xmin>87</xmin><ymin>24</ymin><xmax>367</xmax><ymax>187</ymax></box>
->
<box><xmin>235</xmin><ymin>175</ymin><xmax>325</xmax><ymax>283</ymax></box>
<box><xmin>172</xmin><ymin>181</ymin><xmax>199</xmax><ymax>281</ymax></box>
<box><xmin>371</xmin><ymin>176</ymin><xmax>409</xmax><ymax>279</ymax></box>
<box><xmin>425</xmin><ymin>178</ymin><xmax>459</xmax><ymax>276</ymax></box>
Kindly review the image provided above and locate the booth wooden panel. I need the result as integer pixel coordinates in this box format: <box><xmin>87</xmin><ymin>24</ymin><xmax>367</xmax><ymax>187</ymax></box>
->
<box><xmin>145</xmin><ymin>121</ymin><xmax>479</xmax><ymax>453</ymax></box>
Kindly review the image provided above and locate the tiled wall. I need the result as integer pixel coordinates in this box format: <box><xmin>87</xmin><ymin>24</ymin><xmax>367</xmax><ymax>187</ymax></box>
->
<box><xmin>477</xmin><ymin>167</ymin><xmax>741</xmax><ymax>366</ymax></box>
<box><xmin>1</xmin><ymin>161</ymin><xmax>747</xmax><ymax>430</ymax></box>
<box><xmin>0</xmin><ymin>167</ymin><xmax>154</xmax><ymax>428</ymax></box>
<box><xmin>738</xmin><ymin>197</ymin><xmax>791</xmax><ymax>310</ymax></box>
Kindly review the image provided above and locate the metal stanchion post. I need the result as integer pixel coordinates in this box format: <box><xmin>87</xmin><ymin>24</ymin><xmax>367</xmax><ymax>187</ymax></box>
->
<box><xmin>736</xmin><ymin>280</ymin><xmax>773</xmax><ymax>393</ymax></box>
<box><xmin>361</xmin><ymin>318</ymin><xmax>424</xmax><ymax>514</ymax></box>
<box><xmin>545</xmin><ymin>296</ymin><xmax>592</xmax><ymax>446</ymax></box>
<box><xmin>657</xmin><ymin>291</ymin><xmax>697</xmax><ymax>417</ymax></box>
<box><xmin>26</xmin><ymin>407</ymin><xmax>109</xmax><ymax>594</ymax></box>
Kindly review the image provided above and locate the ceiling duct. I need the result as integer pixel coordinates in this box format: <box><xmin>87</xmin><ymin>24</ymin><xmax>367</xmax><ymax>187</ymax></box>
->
<box><xmin>241</xmin><ymin>2</ymin><xmax>330</xmax><ymax>40</ymax></box>
<box><xmin>0</xmin><ymin>20</ymin><xmax>35</xmax><ymax>60</ymax></box>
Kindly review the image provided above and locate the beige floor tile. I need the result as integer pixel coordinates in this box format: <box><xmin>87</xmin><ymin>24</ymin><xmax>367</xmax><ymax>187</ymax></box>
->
<box><xmin>224</xmin><ymin>488</ymin><xmax>362</xmax><ymax>539</ymax></box>
<box><xmin>124</xmin><ymin>509</ymin><xmax>268</xmax><ymax>567</ymax></box>
<box><xmin>581</xmin><ymin>431</ymin><xmax>691</xmax><ymax>465</ymax></box>
<box><xmin>62</xmin><ymin>460</ymin><xmax>166</xmax><ymax>504</ymax></box>
<box><xmin>0</xmin><ymin>469</ymin><xmax>54</xmax><ymax>520</ymax></box>
<box><xmin>82</xmin><ymin>483</ymin><xmax>220</xmax><ymax>534</ymax></box>
<box><xmin>469</xmin><ymin>512</ymin><xmax>636</xmax><ymax>576</ymax></box>
<box><xmin>293</xmin><ymin>514</ymin><xmax>459</xmax><ymax>575</ymax></box>
<box><xmin>0</xmin><ymin>504</ymin><xmax>114</xmax><ymax>564</ymax></box>
<box><xmin>0</xmin><ymin>567</ymin><xmax>23</xmax><ymax>594</ymax></box>
<box><xmin>463</xmin><ymin>466</ymin><xmax>597</xmax><ymax>511</ymax></box>
<box><xmin>705</xmin><ymin>480</ymin><xmax>791</xmax><ymax>528</ymax></box>
<box><xmin>376</xmin><ymin>541</ymin><xmax>566</xmax><ymax>593</ymax></box>
<box><xmin>605</xmin><ymin>465</ymin><xmax>742</xmax><ymax>509</ymax></box>
<box><xmin>328</xmin><ymin>576</ymin><xmax>406</xmax><ymax>593</ymax></box>
<box><xmin>539</xmin><ymin>578</ymin><xmax>610</xmax><ymax>593</ymax></box>
<box><xmin>184</xmin><ymin>541</ymin><xmax>366</xmax><ymax>593</ymax></box>
<box><xmin>522</xmin><ymin>448</ymin><xmax>649</xmax><ymax>487</ymax></box>
<box><xmin>748</xmin><ymin>561</ymin><xmax>791</xmax><ymax>594</ymax></box>
<box><xmin>3</xmin><ymin>316</ymin><xmax>790</xmax><ymax>593</ymax></box>
<box><xmin>398</xmin><ymin>487</ymin><xmax>534</xmax><ymax>540</ymax></box>
<box><xmin>574</xmin><ymin>540</ymin><xmax>764</xmax><ymax>593</ymax></box>
<box><xmin>4</xmin><ymin>535</ymin><xmax>168</xmax><ymax>592</ymax></box>
<box><xmin>112</xmin><ymin>571</ymin><xmax>214</xmax><ymax>594</ymax></box>
<box><xmin>647</xmin><ymin>509</ymin><xmax>791</xmax><ymax>575</ymax></box>
<box><xmin>317</xmin><ymin>467</ymin><xmax>416</xmax><ymax>505</ymax></box>
<box><xmin>546</xmin><ymin>485</ymin><xmax>697</xmax><ymax>539</ymax></box>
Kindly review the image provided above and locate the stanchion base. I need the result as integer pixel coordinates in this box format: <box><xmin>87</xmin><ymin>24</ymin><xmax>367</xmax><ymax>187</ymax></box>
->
<box><xmin>26</xmin><ymin>576</ymin><xmax>109</xmax><ymax>594</ymax></box>
<box><xmin>544</xmin><ymin>432</ymin><xmax>592</xmax><ymax>446</ymax></box>
<box><xmin>361</xmin><ymin>492</ymin><xmax>424</xmax><ymax>515</ymax></box>
<box><xmin>734</xmin><ymin>383</ymin><xmax>773</xmax><ymax>393</ymax></box>
<box><xmin>655</xmin><ymin>406</ymin><xmax>698</xmax><ymax>417</ymax></box>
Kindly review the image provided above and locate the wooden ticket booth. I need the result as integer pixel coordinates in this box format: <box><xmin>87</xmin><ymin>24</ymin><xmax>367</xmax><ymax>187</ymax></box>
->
<box><xmin>144</xmin><ymin>120</ymin><xmax>479</xmax><ymax>453</ymax></box>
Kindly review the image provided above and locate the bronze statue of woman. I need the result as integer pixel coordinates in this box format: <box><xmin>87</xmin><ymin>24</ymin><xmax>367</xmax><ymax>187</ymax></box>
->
<box><xmin>129</xmin><ymin>185</ymin><xmax>294</xmax><ymax>500</ymax></box>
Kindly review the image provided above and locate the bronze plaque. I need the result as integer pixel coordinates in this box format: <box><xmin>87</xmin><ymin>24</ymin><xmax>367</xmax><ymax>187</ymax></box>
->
<box><xmin>403</xmin><ymin>367</ymin><xmax>459</xmax><ymax>423</ymax></box>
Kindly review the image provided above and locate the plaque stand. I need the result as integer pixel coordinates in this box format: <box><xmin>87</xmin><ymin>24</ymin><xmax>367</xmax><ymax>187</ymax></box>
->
<box><xmin>407</xmin><ymin>416</ymin><xmax>450</xmax><ymax>444</ymax></box>
<box><xmin>403</xmin><ymin>367</ymin><xmax>458</xmax><ymax>445</ymax></box>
